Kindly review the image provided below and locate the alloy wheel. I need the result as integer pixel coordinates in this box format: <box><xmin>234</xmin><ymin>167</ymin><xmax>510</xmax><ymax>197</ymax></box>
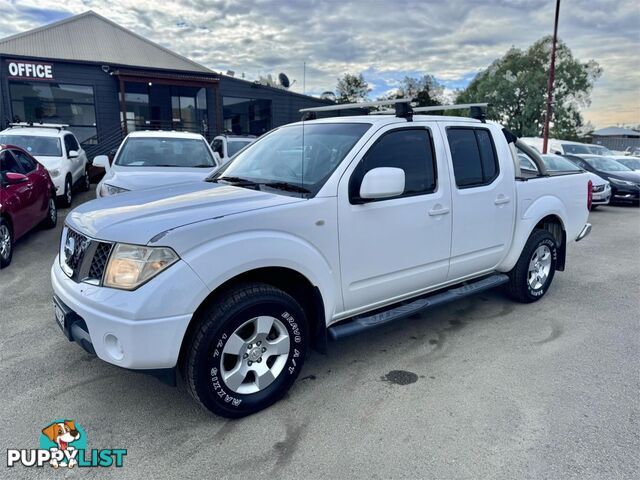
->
<box><xmin>49</xmin><ymin>198</ymin><xmax>57</xmax><ymax>223</ymax></box>
<box><xmin>528</xmin><ymin>245</ymin><xmax>551</xmax><ymax>290</ymax></box>
<box><xmin>220</xmin><ymin>316</ymin><xmax>290</xmax><ymax>394</ymax></box>
<box><xmin>0</xmin><ymin>225</ymin><xmax>11</xmax><ymax>260</ymax></box>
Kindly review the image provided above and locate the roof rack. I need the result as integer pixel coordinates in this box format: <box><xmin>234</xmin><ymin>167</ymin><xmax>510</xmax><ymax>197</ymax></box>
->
<box><xmin>9</xmin><ymin>122</ymin><xmax>69</xmax><ymax>131</ymax></box>
<box><xmin>300</xmin><ymin>98</ymin><xmax>414</xmax><ymax>120</ymax></box>
<box><xmin>300</xmin><ymin>101</ymin><xmax>489</xmax><ymax>122</ymax></box>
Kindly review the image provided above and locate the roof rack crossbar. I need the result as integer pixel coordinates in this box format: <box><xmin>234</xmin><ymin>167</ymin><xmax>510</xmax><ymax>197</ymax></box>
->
<box><xmin>9</xmin><ymin>122</ymin><xmax>69</xmax><ymax>130</ymax></box>
<box><xmin>411</xmin><ymin>103</ymin><xmax>489</xmax><ymax>113</ymax></box>
<box><xmin>299</xmin><ymin>98</ymin><xmax>412</xmax><ymax>114</ymax></box>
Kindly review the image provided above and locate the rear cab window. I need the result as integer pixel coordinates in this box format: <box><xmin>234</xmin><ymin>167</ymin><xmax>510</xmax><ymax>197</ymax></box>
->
<box><xmin>446</xmin><ymin>127</ymin><xmax>499</xmax><ymax>188</ymax></box>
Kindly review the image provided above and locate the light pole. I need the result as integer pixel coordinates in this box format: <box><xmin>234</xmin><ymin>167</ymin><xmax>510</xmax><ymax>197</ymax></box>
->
<box><xmin>542</xmin><ymin>0</ymin><xmax>561</xmax><ymax>154</ymax></box>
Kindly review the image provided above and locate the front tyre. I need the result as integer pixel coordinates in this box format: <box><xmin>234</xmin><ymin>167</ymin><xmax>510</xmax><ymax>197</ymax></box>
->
<box><xmin>505</xmin><ymin>229</ymin><xmax>557</xmax><ymax>303</ymax></box>
<box><xmin>0</xmin><ymin>218</ymin><xmax>13</xmax><ymax>268</ymax></box>
<box><xmin>183</xmin><ymin>283</ymin><xmax>308</xmax><ymax>418</ymax></box>
<box><xmin>61</xmin><ymin>176</ymin><xmax>73</xmax><ymax>207</ymax></box>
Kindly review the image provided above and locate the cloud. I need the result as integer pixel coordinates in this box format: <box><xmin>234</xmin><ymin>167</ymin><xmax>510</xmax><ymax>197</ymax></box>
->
<box><xmin>0</xmin><ymin>0</ymin><xmax>637</xmax><ymax>127</ymax></box>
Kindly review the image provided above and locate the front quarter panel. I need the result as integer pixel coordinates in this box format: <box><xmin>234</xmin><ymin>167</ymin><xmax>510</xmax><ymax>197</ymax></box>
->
<box><xmin>159</xmin><ymin>197</ymin><xmax>342</xmax><ymax>322</ymax></box>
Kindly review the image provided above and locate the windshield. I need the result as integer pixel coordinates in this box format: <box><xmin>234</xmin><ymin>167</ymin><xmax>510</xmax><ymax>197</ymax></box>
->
<box><xmin>541</xmin><ymin>154</ymin><xmax>582</xmax><ymax>171</ymax></box>
<box><xmin>215</xmin><ymin>123</ymin><xmax>371</xmax><ymax>195</ymax></box>
<box><xmin>582</xmin><ymin>155</ymin><xmax>633</xmax><ymax>172</ymax></box>
<box><xmin>562</xmin><ymin>143</ymin><xmax>592</xmax><ymax>154</ymax></box>
<box><xmin>0</xmin><ymin>135</ymin><xmax>61</xmax><ymax>156</ymax></box>
<box><xmin>588</xmin><ymin>145</ymin><xmax>614</xmax><ymax>155</ymax></box>
<box><xmin>115</xmin><ymin>137</ymin><xmax>215</xmax><ymax>167</ymax></box>
<box><xmin>227</xmin><ymin>140</ymin><xmax>252</xmax><ymax>158</ymax></box>
<box><xmin>617</xmin><ymin>158</ymin><xmax>640</xmax><ymax>170</ymax></box>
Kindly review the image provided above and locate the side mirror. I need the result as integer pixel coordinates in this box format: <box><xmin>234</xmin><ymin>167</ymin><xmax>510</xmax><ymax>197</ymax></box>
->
<box><xmin>68</xmin><ymin>150</ymin><xmax>79</xmax><ymax>159</ymax></box>
<box><xmin>212</xmin><ymin>151</ymin><xmax>222</xmax><ymax>164</ymax></box>
<box><xmin>359</xmin><ymin>167</ymin><xmax>405</xmax><ymax>200</ymax></box>
<box><xmin>93</xmin><ymin>155</ymin><xmax>110</xmax><ymax>170</ymax></box>
<box><xmin>5</xmin><ymin>172</ymin><xmax>29</xmax><ymax>184</ymax></box>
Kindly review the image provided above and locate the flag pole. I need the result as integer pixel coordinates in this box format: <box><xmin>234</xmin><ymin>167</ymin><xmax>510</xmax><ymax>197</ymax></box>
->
<box><xmin>542</xmin><ymin>0</ymin><xmax>561</xmax><ymax>154</ymax></box>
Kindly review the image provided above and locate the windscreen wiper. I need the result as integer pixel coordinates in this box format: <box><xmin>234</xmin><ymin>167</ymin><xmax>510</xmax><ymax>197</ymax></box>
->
<box><xmin>262</xmin><ymin>181</ymin><xmax>310</xmax><ymax>194</ymax></box>
<box><xmin>211</xmin><ymin>176</ymin><xmax>261</xmax><ymax>188</ymax></box>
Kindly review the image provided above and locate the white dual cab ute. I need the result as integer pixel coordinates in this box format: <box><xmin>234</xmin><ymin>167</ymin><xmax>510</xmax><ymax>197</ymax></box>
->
<box><xmin>51</xmin><ymin>101</ymin><xmax>592</xmax><ymax>417</ymax></box>
<box><xmin>0</xmin><ymin>124</ymin><xmax>90</xmax><ymax>206</ymax></box>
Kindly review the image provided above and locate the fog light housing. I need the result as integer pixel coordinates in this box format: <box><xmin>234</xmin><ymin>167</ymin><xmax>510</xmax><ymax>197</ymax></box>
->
<box><xmin>104</xmin><ymin>333</ymin><xmax>124</xmax><ymax>360</ymax></box>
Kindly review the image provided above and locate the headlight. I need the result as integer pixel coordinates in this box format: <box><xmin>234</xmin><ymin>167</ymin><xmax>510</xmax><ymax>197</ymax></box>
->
<box><xmin>103</xmin><ymin>243</ymin><xmax>179</xmax><ymax>290</ymax></box>
<box><xmin>609</xmin><ymin>178</ymin><xmax>635</xmax><ymax>186</ymax></box>
<box><xmin>99</xmin><ymin>183</ymin><xmax>129</xmax><ymax>197</ymax></box>
<box><xmin>48</xmin><ymin>168</ymin><xmax>60</xmax><ymax>178</ymax></box>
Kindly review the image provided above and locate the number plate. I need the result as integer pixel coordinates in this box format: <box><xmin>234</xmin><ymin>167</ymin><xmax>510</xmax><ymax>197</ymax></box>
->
<box><xmin>54</xmin><ymin>303</ymin><xmax>66</xmax><ymax>330</ymax></box>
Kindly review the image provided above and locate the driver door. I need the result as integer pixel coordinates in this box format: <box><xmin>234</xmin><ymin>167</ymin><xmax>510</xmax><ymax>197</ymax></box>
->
<box><xmin>337</xmin><ymin>125</ymin><xmax>452</xmax><ymax>313</ymax></box>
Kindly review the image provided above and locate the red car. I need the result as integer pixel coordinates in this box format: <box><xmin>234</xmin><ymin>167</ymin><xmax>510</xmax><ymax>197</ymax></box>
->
<box><xmin>1</xmin><ymin>144</ymin><xmax>57</xmax><ymax>268</ymax></box>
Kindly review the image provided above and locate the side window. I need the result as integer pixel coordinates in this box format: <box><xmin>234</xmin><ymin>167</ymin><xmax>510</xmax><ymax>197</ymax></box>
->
<box><xmin>1</xmin><ymin>151</ymin><xmax>23</xmax><ymax>176</ymax></box>
<box><xmin>350</xmin><ymin>128</ymin><xmax>437</xmax><ymax>201</ymax></box>
<box><xmin>446</xmin><ymin>127</ymin><xmax>500</xmax><ymax>188</ymax></box>
<box><xmin>65</xmin><ymin>135</ymin><xmax>80</xmax><ymax>154</ymax></box>
<box><xmin>12</xmin><ymin>150</ymin><xmax>37</xmax><ymax>173</ymax></box>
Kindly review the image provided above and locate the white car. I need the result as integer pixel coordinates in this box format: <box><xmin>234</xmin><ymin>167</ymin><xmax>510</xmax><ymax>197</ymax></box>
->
<box><xmin>0</xmin><ymin>124</ymin><xmax>90</xmax><ymax>206</ymax></box>
<box><xmin>210</xmin><ymin>135</ymin><xmax>256</xmax><ymax>164</ymax></box>
<box><xmin>51</xmin><ymin>102</ymin><xmax>592</xmax><ymax>418</ymax></box>
<box><xmin>94</xmin><ymin>131</ymin><xmax>220</xmax><ymax>198</ymax></box>
<box><xmin>517</xmin><ymin>151</ymin><xmax>611</xmax><ymax>207</ymax></box>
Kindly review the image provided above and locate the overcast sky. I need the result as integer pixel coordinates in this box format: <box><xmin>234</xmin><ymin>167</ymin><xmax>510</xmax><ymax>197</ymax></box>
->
<box><xmin>1</xmin><ymin>0</ymin><xmax>638</xmax><ymax>128</ymax></box>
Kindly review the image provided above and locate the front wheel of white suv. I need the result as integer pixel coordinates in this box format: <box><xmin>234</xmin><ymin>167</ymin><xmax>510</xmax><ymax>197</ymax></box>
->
<box><xmin>182</xmin><ymin>283</ymin><xmax>309</xmax><ymax>418</ymax></box>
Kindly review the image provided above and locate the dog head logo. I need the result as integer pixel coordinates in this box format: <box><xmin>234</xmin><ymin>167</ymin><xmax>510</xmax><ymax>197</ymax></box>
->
<box><xmin>42</xmin><ymin>421</ymin><xmax>80</xmax><ymax>450</ymax></box>
<box><xmin>40</xmin><ymin>420</ymin><xmax>85</xmax><ymax>468</ymax></box>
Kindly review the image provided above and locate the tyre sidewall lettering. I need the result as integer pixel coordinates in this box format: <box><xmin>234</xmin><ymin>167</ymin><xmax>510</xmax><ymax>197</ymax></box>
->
<box><xmin>202</xmin><ymin>301</ymin><xmax>307</xmax><ymax>411</ymax></box>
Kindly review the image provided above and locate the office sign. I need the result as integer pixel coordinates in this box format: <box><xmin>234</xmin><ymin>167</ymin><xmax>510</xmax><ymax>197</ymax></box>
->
<box><xmin>7</xmin><ymin>60</ymin><xmax>54</xmax><ymax>80</ymax></box>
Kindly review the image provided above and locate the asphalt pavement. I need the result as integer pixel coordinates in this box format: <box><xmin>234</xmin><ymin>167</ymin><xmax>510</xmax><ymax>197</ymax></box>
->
<box><xmin>1</xmin><ymin>188</ymin><xmax>638</xmax><ymax>479</ymax></box>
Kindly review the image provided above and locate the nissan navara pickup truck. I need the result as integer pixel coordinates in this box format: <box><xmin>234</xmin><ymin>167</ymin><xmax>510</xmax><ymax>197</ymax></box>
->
<box><xmin>51</xmin><ymin>102</ymin><xmax>592</xmax><ymax>418</ymax></box>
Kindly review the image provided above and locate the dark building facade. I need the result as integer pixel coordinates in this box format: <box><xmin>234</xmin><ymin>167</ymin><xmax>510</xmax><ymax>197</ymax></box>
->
<box><xmin>0</xmin><ymin>11</ymin><xmax>329</xmax><ymax>158</ymax></box>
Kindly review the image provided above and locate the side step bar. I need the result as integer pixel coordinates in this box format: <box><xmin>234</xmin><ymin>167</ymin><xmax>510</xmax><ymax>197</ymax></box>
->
<box><xmin>328</xmin><ymin>274</ymin><xmax>509</xmax><ymax>341</ymax></box>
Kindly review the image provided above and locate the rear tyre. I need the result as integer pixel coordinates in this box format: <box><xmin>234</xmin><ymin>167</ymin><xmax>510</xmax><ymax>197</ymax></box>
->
<box><xmin>41</xmin><ymin>196</ymin><xmax>58</xmax><ymax>229</ymax></box>
<box><xmin>505</xmin><ymin>229</ymin><xmax>557</xmax><ymax>303</ymax></box>
<box><xmin>0</xmin><ymin>219</ymin><xmax>13</xmax><ymax>269</ymax></box>
<box><xmin>182</xmin><ymin>283</ymin><xmax>308</xmax><ymax>418</ymax></box>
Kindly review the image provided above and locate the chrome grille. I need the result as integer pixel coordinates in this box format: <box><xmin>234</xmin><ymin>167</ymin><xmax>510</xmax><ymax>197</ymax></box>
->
<box><xmin>592</xmin><ymin>184</ymin><xmax>605</xmax><ymax>193</ymax></box>
<box><xmin>60</xmin><ymin>227</ymin><xmax>112</xmax><ymax>284</ymax></box>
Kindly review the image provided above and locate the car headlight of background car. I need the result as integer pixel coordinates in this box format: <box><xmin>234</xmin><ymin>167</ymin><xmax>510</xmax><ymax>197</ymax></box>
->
<box><xmin>104</xmin><ymin>244</ymin><xmax>179</xmax><ymax>290</ymax></box>
<box><xmin>48</xmin><ymin>168</ymin><xmax>60</xmax><ymax>178</ymax></box>
<box><xmin>99</xmin><ymin>183</ymin><xmax>129</xmax><ymax>196</ymax></box>
<box><xmin>609</xmin><ymin>178</ymin><xmax>636</xmax><ymax>187</ymax></box>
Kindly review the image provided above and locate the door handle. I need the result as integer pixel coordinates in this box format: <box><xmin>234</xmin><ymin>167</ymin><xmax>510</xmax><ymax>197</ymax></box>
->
<box><xmin>494</xmin><ymin>195</ymin><xmax>510</xmax><ymax>205</ymax></box>
<box><xmin>428</xmin><ymin>206</ymin><xmax>450</xmax><ymax>216</ymax></box>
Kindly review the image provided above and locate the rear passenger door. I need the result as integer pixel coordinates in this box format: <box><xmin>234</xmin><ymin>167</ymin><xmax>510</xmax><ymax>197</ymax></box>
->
<box><xmin>440</xmin><ymin>124</ymin><xmax>516</xmax><ymax>280</ymax></box>
<box><xmin>337</xmin><ymin>125</ymin><xmax>452</xmax><ymax>312</ymax></box>
<box><xmin>12</xmin><ymin>149</ymin><xmax>48</xmax><ymax>221</ymax></box>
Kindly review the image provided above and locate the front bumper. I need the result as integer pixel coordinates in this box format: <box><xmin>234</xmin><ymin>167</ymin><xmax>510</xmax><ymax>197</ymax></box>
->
<box><xmin>611</xmin><ymin>185</ymin><xmax>640</xmax><ymax>202</ymax></box>
<box><xmin>51</xmin><ymin>256</ymin><xmax>209</xmax><ymax>369</ymax></box>
<box><xmin>591</xmin><ymin>186</ymin><xmax>611</xmax><ymax>204</ymax></box>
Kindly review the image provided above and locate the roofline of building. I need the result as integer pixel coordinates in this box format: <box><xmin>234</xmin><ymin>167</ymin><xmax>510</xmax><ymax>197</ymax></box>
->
<box><xmin>0</xmin><ymin>10</ymin><xmax>214</xmax><ymax>74</ymax></box>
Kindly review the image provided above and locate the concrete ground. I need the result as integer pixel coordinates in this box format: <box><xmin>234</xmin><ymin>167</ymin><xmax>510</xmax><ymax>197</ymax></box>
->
<box><xmin>1</xmin><ymin>188</ymin><xmax>638</xmax><ymax>479</ymax></box>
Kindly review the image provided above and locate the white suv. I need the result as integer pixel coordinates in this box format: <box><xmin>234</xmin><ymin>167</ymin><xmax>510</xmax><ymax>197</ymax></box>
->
<box><xmin>0</xmin><ymin>124</ymin><xmax>90</xmax><ymax>206</ymax></box>
<box><xmin>210</xmin><ymin>135</ymin><xmax>256</xmax><ymax>164</ymax></box>
<box><xmin>94</xmin><ymin>131</ymin><xmax>220</xmax><ymax>198</ymax></box>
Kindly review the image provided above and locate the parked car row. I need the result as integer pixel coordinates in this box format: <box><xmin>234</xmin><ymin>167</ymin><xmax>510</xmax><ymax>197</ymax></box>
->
<box><xmin>520</xmin><ymin>137</ymin><xmax>640</xmax><ymax>207</ymax></box>
<box><xmin>0</xmin><ymin>123</ymin><xmax>257</xmax><ymax>268</ymax></box>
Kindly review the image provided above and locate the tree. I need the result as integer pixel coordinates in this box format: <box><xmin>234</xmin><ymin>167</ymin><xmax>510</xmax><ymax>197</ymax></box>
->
<box><xmin>336</xmin><ymin>73</ymin><xmax>370</xmax><ymax>103</ymax></box>
<box><xmin>381</xmin><ymin>75</ymin><xmax>443</xmax><ymax>107</ymax></box>
<box><xmin>456</xmin><ymin>36</ymin><xmax>602</xmax><ymax>139</ymax></box>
